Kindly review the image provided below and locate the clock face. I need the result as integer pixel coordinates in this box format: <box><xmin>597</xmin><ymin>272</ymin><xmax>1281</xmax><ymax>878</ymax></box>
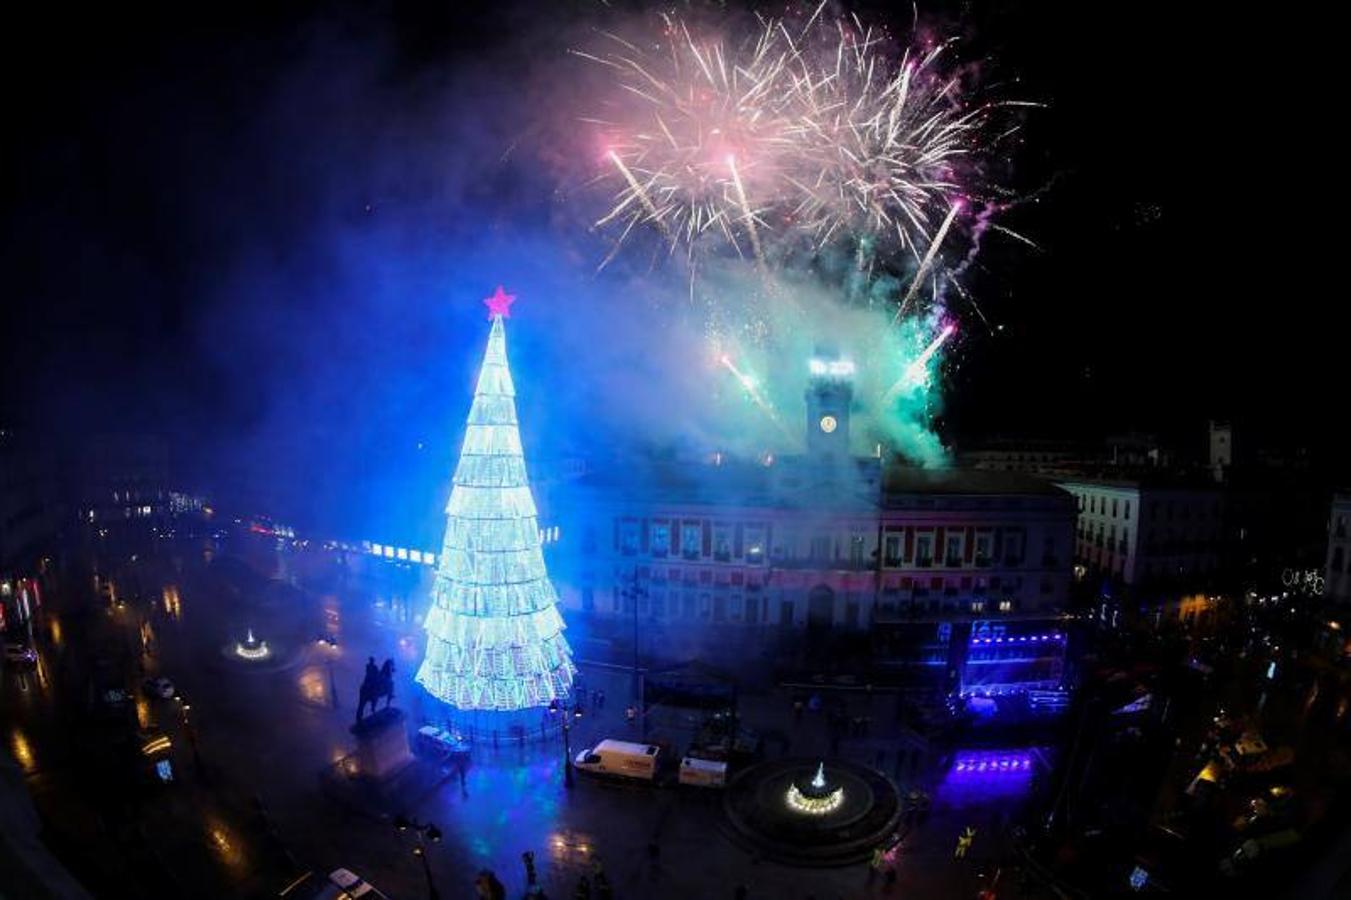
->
<box><xmin>819</xmin><ymin>415</ymin><xmax>838</xmax><ymax>434</ymax></box>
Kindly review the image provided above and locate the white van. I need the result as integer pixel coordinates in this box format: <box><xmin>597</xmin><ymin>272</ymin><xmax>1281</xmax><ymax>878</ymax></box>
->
<box><xmin>279</xmin><ymin>868</ymin><xmax>391</xmax><ymax>899</ymax></box>
<box><xmin>573</xmin><ymin>739</ymin><xmax>660</xmax><ymax>781</ymax></box>
<box><xmin>679</xmin><ymin>756</ymin><xmax>727</xmax><ymax>788</ymax></box>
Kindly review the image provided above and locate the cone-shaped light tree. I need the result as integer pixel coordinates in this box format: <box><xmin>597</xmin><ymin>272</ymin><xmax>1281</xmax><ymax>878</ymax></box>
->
<box><xmin>415</xmin><ymin>286</ymin><xmax>575</xmax><ymax>711</ymax></box>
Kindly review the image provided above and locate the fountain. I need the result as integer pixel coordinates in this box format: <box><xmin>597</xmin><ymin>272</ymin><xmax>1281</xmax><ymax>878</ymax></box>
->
<box><xmin>786</xmin><ymin>762</ymin><xmax>845</xmax><ymax>816</ymax></box>
<box><xmin>234</xmin><ymin>628</ymin><xmax>271</xmax><ymax>661</ymax></box>
<box><xmin>723</xmin><ymin>756</ymin><xmax>900</xmax><ymax>865</ymax></box>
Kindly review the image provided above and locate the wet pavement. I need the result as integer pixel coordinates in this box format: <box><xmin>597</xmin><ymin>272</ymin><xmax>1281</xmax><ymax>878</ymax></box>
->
<box><xmin>5</xmin><ymin>538</ymin><xmax>1062</xmax><ymax>898</ymax></box>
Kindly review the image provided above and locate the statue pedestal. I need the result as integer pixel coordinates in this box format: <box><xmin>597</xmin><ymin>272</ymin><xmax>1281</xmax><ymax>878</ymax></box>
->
<box><xmin>322</xmin><ymin>707</ymin><xmax>451</xmax><ymax>817</ymax></box>
<box><xmin>350</xmin><ymin>707</ymin><xmax>413</xmax><ymax>780</ymax></box>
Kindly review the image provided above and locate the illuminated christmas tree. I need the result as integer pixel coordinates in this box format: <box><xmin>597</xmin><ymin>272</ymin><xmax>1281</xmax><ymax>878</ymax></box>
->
<box><xmin>415</xmin><ymin>286</ymin><xmax>575</xmax><ymax>712</ymax></box>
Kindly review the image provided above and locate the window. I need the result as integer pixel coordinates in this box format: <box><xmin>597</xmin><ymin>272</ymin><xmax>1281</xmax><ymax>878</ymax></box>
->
<box><xmin>970</xmin><ymin>600</ymin><xmax>985</xmax><ymax>614</ymax></box>
<box><xmin>849</xmin><ymin>534</ymin><xmax>866</xmax><ymax>567</ymax></box>
<box><xmin>810</xmin><ymin>534</ymin><xmax>832</xmax><ymax>561</ymax></box>
<box><xmin>916</xmin><ymin>534</ymin><xmax>934</xmax><ymax>567</ymax></box>
<box><xmin>1337</xmin><ymin>517</ymin><xmax>1347</xmax><ymax>539</ymax></box>
<box><xmin>744</xmin><ymin>525</ymin><xmax>766</xmax><ymax>564</ymax></box>
<box><xmin>681</xmin><ymin>523</ymin><xmax>702</xmax><ymax>559</ymax></box>
<box><xmin>945</xmin><ymin>534</ymin><xmax>964</xmax><ymax>567</ymax></box>
<box><xmin>998</xmin><ymin>599</ymin><xmax>1013</xmax><ymax>612</ymax></box>
<box><xmin>582</xmin><ymin>587</ymin><xmax>595</xmax><ymax>612</ymax></box>
<box><xmin>619</xmin><ymin>520</ymin><xmax>639</xmax><ymax>555</ymax></box>
<box><xmin>651</xmin><ymin>522</ymin><xmax>670</xmax><ymax>558</ymax></box>
<box><xmin>1124</xmin><ymin>501</ymin><xmax>1132</xmax><ymax>521</ymax></box>
<box><xmin>650</xmin><ymin>591</ymin><xmax>665</xmax><ymax>618</ymax></box>
<box><xmin>1112</xmin><ymin>498</ymin><xmax>1118</xmax><ymax>518</ymax></box>
<box><xmin>975</xmin><ymin>533</ymin><xmax>993</xmax><ymax>566</ymax></box>
<box><xmin>884</xmin><ymin>534</ymin><xmax>901</xmax><ymax>567</ymax></box>
<box><xmin>1004</xmin><ymin>530</ymin><xmax>1025</xmax><ymax>564</ymax></box>
<box><xmin>1335</xmin><ymin>546</ymin><xmax>1346</xmax><ymax>572</ymax></box>
<box><xmin>713</xmin><ymin>524</ymin><xmax>732</xmax><ymax>561</ymax></box>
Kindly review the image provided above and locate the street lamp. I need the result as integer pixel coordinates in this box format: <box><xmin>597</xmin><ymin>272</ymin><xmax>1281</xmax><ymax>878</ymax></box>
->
<box><xmin>395</xmin><ymin>815</ymin><xmax>442</xmax><ymax>900</ymax></box>
<box><xmin>548</xmin><ymin>697</ymin><xmax>585</xmax><ymax>788</ymax></box>
<box><xmin>620</xmin><ymin>570</ymin><xmax>648</xmax><ymax>701</ymax></box>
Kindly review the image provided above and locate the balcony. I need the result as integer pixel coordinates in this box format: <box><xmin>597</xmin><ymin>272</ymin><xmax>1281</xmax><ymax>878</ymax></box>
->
<box><xmin>916</xmin><ymin>557</ymin><xmax>933</xmax><ymax>569</ymax></box>
<box><xmin>945</xmin><ymin>557</ymin><xmax>963</xmax><ymax>568</ymax></box>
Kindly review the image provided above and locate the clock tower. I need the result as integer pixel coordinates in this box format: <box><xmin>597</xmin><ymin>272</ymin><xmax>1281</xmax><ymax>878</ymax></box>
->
<box><xmin>805</xmin><ymin>347</ymin><xmax>853</xmax><ymax>461</ymax></box>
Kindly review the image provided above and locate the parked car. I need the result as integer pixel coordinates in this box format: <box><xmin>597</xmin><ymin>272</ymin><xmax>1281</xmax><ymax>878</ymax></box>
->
<box><xmin>143</xmin><ymin>676</ymin><xmax>176</xmax><ymax>699</ymax></box>
<box><xmin>3</xmin><ymin>643</ymin><xmax>38</xmax><ymax>667</ymax></box>
<box><xmin>279</xmin><ymin>867</ymin><xmax>392</xmax><ymax>899</ymax></box>
<box><xmin>1221</xmin><ymin>829</ymin><xmax>1302</xmax><ymax>876</ymax></box>
<box><xmin>414</xmin><ymin>725</ymin><xmax>471</xmax><ymax>761</ymax></box>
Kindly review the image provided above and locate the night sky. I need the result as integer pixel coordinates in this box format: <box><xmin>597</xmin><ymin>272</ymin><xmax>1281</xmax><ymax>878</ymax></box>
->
<box><xmin>0</xmin><ymin>2</ymin><xmax>1334</xmax><ymax>529</ymax></box>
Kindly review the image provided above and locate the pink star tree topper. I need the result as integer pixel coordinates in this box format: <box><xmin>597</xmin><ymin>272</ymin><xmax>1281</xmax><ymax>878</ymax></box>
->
<box><xmin>484</xmin><ymin>285</ymin><xmax>516</xmax><ymax>319</ymax></box>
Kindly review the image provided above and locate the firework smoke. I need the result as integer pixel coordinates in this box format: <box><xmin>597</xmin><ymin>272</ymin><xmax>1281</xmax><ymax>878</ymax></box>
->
<box><xmin>574</xmin><ymin>4</ymin><xmax>1034</xmax><ymax>466</ymax></box>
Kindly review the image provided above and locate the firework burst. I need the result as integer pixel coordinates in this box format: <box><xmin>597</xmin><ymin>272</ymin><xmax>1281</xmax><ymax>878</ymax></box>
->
<box><xmin>580</xmin><ymin>6</ymin><xmax>1025</xmax><ymax>270</ymax></box>
<box><xmin>579</xmin><ymin>15</ymin><xmax>797</xmax><ymax>259</ymax></box>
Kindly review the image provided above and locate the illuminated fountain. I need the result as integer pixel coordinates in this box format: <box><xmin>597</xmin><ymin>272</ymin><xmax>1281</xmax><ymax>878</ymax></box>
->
<box><xmin>724</xmin><ymin>757</ymin><xmax>899</xmax><ymax>865</ymax></box>
<box><xmin>234</xmin><ymin>628</ymin><xmax>271</xmax><ymax>661</ymax></box>
<box><xmin>786</xmin><ymin>762</ymin><xmax>845</xmax><ymax>816</ymax></box>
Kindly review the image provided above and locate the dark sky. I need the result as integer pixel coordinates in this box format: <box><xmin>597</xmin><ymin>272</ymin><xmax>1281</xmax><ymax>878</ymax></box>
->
<box><xmin>0</xmin><ymin>1</ymin><xmax>1335</xmax><ymax>528</ymax></box>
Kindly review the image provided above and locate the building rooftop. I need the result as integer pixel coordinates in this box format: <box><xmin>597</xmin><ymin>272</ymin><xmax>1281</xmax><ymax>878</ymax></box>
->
<box><xmin>567</xmin><ymin>453</ymin><xmax>1073</xmax><ymax>513</ymax></box>
<box><xmin>883</xmin><ymin>467</ymin><xmax>1067</xmax><ymax>497</ymax></box>
<box><xmin>1052</xmin><ymin>473</ymin><xmax>1225</xmax><ymax>492</ymax></box>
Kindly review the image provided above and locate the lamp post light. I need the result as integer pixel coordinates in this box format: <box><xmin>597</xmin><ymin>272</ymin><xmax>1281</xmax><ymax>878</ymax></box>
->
<box><xmin>395</xmin><ymin>815</ymin><xmax>443</xmax><ymax>900</ymax></box>
<box><xmin>620</xmin><ymin>570</ymin><xmax>648</xmax><ymax>702</ymax></box>
<box><xmin>548</xmin><ymin>697</ymin><xmax>585</xmax><ymax>788</ymax></box>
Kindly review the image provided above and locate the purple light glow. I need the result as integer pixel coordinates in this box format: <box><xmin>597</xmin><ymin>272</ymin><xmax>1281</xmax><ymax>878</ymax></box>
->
<box><xmin>969</xmin><ymin>632</ymin><xmax>1065</xmax><ymax>647</ymax></box>
<box><xmin>951</xmin><ymin>750</ymin><xmax>1035</xmax><ymax>774</ymax></box>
